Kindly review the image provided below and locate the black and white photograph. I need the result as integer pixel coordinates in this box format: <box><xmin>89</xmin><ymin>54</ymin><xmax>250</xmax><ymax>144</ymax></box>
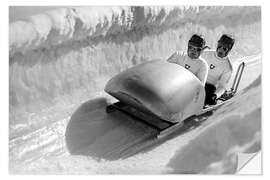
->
<box><xmin>8</xmin><ymin>5</ymin><xmax>262</xmax><ymax>174</ymax></box>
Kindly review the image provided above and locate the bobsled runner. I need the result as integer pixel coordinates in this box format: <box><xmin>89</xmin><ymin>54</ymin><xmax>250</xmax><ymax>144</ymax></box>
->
<box><xmin>104</xmin><ymin>60</ymin><xmax>245</xmax><ymax>138</ymax></box>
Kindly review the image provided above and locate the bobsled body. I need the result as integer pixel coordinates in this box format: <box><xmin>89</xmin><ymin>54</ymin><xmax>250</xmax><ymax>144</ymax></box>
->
<box><xmin>105</xmin><ymin>60</ymin><xmax>205</xmax><ymax>123</ymax></box>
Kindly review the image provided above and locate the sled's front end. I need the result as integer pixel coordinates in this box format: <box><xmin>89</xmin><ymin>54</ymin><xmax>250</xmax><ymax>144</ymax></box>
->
<box><xmin>105</xmin><ymin>60</ymin><xmax>205</xmax><ymax>123</ymax></box>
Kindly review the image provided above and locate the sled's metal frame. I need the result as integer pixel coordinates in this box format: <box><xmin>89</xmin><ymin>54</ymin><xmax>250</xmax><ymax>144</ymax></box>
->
<box><xmin>106</xmin><ymin>101</ymin><xmax>175</xmax><ymax>131</ymax></box>
<box><xmin>107</xmin><ymin>101</ymin><xmax>188</xmax><ymax>138</ymax></box>
<box><xmin>217</xmin><ymin>62</ymin><xmax>245</xmax><ymax>102</ymax></box>
<box><xmin>106</xmin><ymin>62</ymin><xmax>246</xmax><ymax>139</ymax></box>
<box><xmin>232</xmin><ymin>62</ymin><xmax>246</xmax><ymax>94</ymax></box>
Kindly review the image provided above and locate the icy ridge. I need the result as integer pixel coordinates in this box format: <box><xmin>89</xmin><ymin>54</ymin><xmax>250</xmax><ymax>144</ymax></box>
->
<box><xmin>9</xmin><ymin>6</ymin><xmax>260</xmax><ymax>55</ymax></box>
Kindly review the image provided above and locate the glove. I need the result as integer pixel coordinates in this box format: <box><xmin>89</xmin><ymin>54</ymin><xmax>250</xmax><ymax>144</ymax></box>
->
<box><xmin>211</xmin><ymin>94</ymin><xmax>217</xmax><ymax>104</ymax></box>
<box><xmin>219</xmin><ymin>90</ymin><xmax>235</xmax><ymax>101</ymax></box>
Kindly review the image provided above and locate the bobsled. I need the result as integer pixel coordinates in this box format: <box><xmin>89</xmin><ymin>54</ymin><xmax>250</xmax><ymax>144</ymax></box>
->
<box><xmin>104</xmin><ymin>60</ymin><xmax>205</xmax><ymax>123</ymax></box>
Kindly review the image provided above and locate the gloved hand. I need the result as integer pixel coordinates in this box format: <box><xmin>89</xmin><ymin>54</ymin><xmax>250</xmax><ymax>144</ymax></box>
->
<box><xmin>219</xmin><ymin>90</ymin><xmax>235</xmax><ymax>101</ymax></box>
<box><xmin>212</xmin><ymin>94</ymin><xmax>217</xmax><ymax>104</ymax></box>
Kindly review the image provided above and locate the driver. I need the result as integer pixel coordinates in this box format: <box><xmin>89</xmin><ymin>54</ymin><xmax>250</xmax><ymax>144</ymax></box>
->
<box><xmin>167</xmin><ymin>34</ymin><xmax>208</xmax><ymax>86</ymax></box>
<box><xmin>202</xmin><ymin>34</ymin><xmax>234</xmax><ymax>105</ymax></box>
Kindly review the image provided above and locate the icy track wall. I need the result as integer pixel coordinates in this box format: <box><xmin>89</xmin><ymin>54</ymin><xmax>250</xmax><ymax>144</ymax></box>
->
<box><xmin>9</xmin><ymin>6</ymin><xmax>261</xmax><ymax>113</ymax></box>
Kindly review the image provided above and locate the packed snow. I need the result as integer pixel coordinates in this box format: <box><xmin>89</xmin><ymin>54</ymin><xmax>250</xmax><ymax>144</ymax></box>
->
<box><xmin>9</xmin><ymin>6</ymin><xmax>261</xmax><ymax>174</ymax></box>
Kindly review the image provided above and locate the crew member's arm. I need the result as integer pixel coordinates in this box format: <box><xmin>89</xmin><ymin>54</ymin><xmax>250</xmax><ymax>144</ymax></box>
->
<box><xmin>197</xmin><ymin>60</ymin><xmax>209</xmax><ymax>86</ymax></box>
<box><xmin>217</xmin><ymin>69</ymin><xmax>233</xmax><ymax>91</ymax></box>
<box><xmin>217</xmin><ymin>60</ymin><xmax>233</xmax><ymax>93</ymax></box>
<box><xmin>167</xmin><ymin>51</ymin><xmax>184</xmax><ymax>64</ymax></box>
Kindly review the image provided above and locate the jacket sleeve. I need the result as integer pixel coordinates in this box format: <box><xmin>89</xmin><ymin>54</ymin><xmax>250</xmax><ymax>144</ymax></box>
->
<box><xmin>218</xmin><ymin>69</ymin><xmax>233</xmax><ymax>90</ymax></box>
<box><xmin>167</xmin><ymin>51</ymin><xmax>182</xmax><ymax>64</ymax></box>
<box><xmin>218</xmin><ymin>60</ymin><xmax>233</xmax><ymax>90</ymax></box>
<box><xmin>197</xmin><ymin>60</ymin><xmax>208</xmax><ymax>86</ymax></box>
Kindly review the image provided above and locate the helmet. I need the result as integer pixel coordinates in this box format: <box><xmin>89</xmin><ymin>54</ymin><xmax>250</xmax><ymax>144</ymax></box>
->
<box><xmin>218</xmin><ymin>34</ymin><xmax>235</xmax><ymax>50</ymax></box>
<box><xmin>188</xmin><ymin>34</ymin><xmax>205</xmax><ymax>48</ymax></box>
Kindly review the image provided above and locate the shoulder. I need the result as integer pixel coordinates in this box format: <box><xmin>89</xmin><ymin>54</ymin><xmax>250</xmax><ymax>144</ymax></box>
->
<box><xmin>199</xmin><ymin>57</ymin><xmax>208</xmax><ymax>64</ymax></box>
<box><xmin>225</xmin><ymin>57</ymin><xmax>233</xmax><ymax>71</ymax></box>
<box><xmin>167</xmin><ymin>51</ymin><xmax>186</xmax><ymax>63</ymax></box>
<box><xmin>169</xmin><ymin>51</ymin><xmax>186</xmax><ymax>58</ymax></box>
<box><xmin>198</xmin><ymin>57</ymin><xmax>208</xmax><ymax>68</ymax></box>
<box><xmin>219</xmin><ymin>57</ymin><xmax>233</xmax><ymax>74</ymax></box>
<box><xmin>203</xmin><ymin>49</ymin><xmax>216</xmax><ymax>53</ymax></box>
<box><xmin>202</xmin><ymin>49</ymin><xmax>215</xmax><ymax>56</ymax></box>
<box><xmin>201</xmin><ymin>49</ymin><xmax>216</xmax><ymax>61</ymax></box>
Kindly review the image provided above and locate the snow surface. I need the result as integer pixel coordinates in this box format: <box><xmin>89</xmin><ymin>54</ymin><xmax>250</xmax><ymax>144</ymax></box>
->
<box><xmin>9</xmin><ymin>6</ymin><xmax>261</xmax><ymax>174</ymax></box>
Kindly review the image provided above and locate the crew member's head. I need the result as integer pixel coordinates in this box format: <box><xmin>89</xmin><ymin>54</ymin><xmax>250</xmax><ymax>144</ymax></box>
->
<box><xmin>188</xmin><ymin>34</ymin><xmax>206</xmax><ymax>59</ymax></box>
<box><xmin>216</xmin><ymin>34</ymin><xmax>235</xmax><ymax>58</ymax></box>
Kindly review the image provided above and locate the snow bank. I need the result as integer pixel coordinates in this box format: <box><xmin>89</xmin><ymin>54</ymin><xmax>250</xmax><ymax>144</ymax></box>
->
<box><xmin>167</xmin><ymin>77</ymin><xmax>261</xmax><ymax>174</ymax></box>
<box><xmin>168</xmin><ymin>108</ymin><xmax>261</xmax><ymax>174</ymax></box>
<box><xmin>9</xmin><ymin>6</ymin><xmax>260</xmax><ymax>55</ymax></box>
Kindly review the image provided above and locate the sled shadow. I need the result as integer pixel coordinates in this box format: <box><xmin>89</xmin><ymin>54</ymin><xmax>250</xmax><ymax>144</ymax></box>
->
<box><xmin>65</xmin><ymin>97</ymin><xmax>158</xmax><ymax>160</ymax></box>
<box><xmin>65</xmin><ymin>97</ymin><xmax>213</xmax><ymax>161</ymax></box>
